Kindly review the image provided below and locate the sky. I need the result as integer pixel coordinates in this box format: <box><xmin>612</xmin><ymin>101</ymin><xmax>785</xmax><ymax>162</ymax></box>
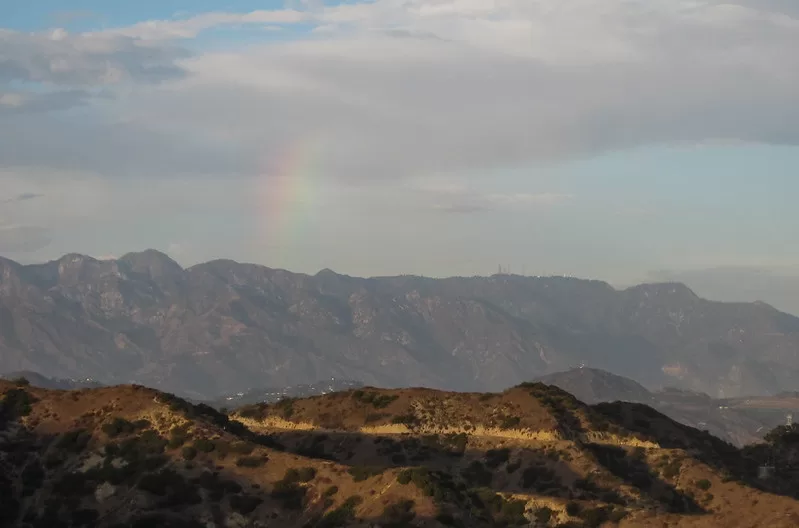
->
<box><xmin>2</xmin><ymin>0</ymin><xmax>799</xmax><ymax>309</ymax></box>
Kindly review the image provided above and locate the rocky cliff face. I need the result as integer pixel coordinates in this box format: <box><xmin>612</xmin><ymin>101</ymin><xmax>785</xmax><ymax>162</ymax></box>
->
<box><xmin>2</xmin><ymin>250</ymin><xmax>799</xmax><ymax>400</ymax></box>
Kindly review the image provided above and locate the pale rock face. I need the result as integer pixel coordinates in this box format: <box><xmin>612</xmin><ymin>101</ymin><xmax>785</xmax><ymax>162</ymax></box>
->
<box><xmin>94</xmin><ymin>481</ymin><xmax>117</xmax><ymax>503</ymax></box>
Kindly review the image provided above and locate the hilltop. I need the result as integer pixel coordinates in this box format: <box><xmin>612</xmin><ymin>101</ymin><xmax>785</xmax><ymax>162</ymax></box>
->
<box><xmin>232</xmin><ymin>383</ymin><xmax>799</xmax><ymax>527</ymax></box>
<box><xmin>0</xmin><ymin>379</ymin><xmax>439</xmax><ymax>528</ymax></box>
<box><xmin>6</xmin><ymin>379</ymin><xmax>799</xmax><ymax>526</ymax></box>
<box><xmin>3</xmin><ymin>251</ymin><xmax>799</xmax><ymax>399</ymax></box>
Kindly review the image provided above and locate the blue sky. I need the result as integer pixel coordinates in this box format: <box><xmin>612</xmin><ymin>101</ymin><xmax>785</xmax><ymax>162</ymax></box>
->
<box><xmin>2</xmin><ymin>0</ymin><xmax>799</xmax><ymax>311</ymax></box>
<box><xmin>6</xmin><ymin>0</ymin><xmax>285</xmax><ymax>30</ymax></box>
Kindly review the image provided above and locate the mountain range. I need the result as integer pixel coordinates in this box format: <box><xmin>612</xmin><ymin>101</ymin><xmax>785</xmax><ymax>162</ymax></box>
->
<box><xmin>2</xmin><ymin>250</ymin><xmax>799</xmax><ymax>400</ymax></box>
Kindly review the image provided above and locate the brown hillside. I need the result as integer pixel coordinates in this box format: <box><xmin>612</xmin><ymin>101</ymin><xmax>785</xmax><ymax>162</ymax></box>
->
<box><xmin>0</xmin><ymin>380</ymin><xmax>441</xmax><ymax>528</ymax></box>
<box><xmin>233</xmin><ymin>383</ymin><xmax>799</xmax><ymax>528</ymax></box>
<box><xmin>5</xmin><ymin>380</ymin><xmax>799</xmax><ymax>527</ymax></box>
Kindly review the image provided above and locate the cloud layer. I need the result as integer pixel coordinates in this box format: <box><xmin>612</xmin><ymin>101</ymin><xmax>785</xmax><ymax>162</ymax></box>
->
<box><xmin>1</xmin><ymin>0</ymin><xmax>798</xmax><ymax>273</ymax></box>
<box><xmin>3</xmin><ymin>1</ymin><xmax>798</xmax><ymax>179</ymax></box>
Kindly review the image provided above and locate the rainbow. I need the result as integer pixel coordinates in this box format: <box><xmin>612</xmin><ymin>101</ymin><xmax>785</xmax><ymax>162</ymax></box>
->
<box><xmin>255</xmin><ymin>135</ymin><xmax>327</xmax><ymax>262</ymax></box>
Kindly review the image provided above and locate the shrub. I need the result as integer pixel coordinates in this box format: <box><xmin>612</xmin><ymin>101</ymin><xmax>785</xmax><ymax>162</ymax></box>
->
<box><xmin>55</xmin><ymin>429</ymin><xmax>91</xmax><ymax>453</ymax></box>
<box><xmin>229</xmin><ymin>494</ymin><xmax>263</xmax><ymax>515</ymax></box>
<box><xmin>348</xmin><ymin>466</ymin><xmax>382</xmax><ymax>482</ymax></box>
<box><xmin>381</xmin><ymin>500</ymin><xmax>416</xmax><ymax>526</ymax></box>
<box><xmin>521</xmin><ymin>465</ymin><xmax>559</xmax><ymax>492</ymax></box>
<box><xmin>283</xmin><ymin>467</ymin><xmax>316</xmax><ymax>483</ymax></box>
<box><xmin>101</xmin><ymin>417</ymin><xmax>138</xmax><ymax>438</ymax></box>
<box><xmin>565</xmin><ymin>501</ymin><xmax>581</xmax><ymax>516</ymax></box>
<box><xmin>365</xmin><ymin>412</ymin><xmax>387</xmax><ymax>424</ymax></box>
<box><xmin>0</xmin><ymin>388</ymin><xmax>37</xmax><ymax>420</ymax></box>
<box><xmin>500</xmin><ymin>416</ymin><xmax>521</xmax><ymax>429</ymax></box>
<box><xmin>235</xmin><ymin>456</ymin><xmax>267</xmax><ymax>468</ymax></box>
<box><xmin>352</xmin><ymin>391</ymin><xmax>398</xmax><ymax>409</ymax></box>
<box><xmin>297</xmin><ymin>467</ymin><xmax>317</xmax><ymax>482</ymax></box>
<box><xmin>397</xmin><ymin>470</ymin><xmax>413</xmax><ymax>485</ymax></box>
<box><xmin>181</xmin><ymin>446</ymin><xmax>197</xmax><ymax>461</ymax></box>
<box><xmin>391</xmin><ymin>414</ymin><xmax>418</xmax><ymax>427</ymax></box>
<box><xmin>534</xmin><ymin>507</ymin><xmax>553</xmax><ymax>523</ymax></box>
<box><xmin>485</xmin><ymin>448</ymin><xmax>510</xmax><ymax>469</ymax></box>
<box><xmin>461</xmin><ymin>461</ymin><xmax>492</xmax><ymax>487</ymax></box>
<box><xmin>230</xmin><ymin>441</ymin><xmax>255</xmax><ymax>455</ymax></box>
<box><xmin>167</xmin><ymin>424</ymin><xmax>190</xmax><ymax>448</ymax></box>
<box><xmin>696</xmin><ymin>479</ymin><xmax>712</xmax><ymax>491</ymax></box>
<box><xmin>324</xmin><ymin>485</ymin><xmax>339</xmax><ymax>498</ymax></box>
<box><xmin>11</xmin><ymin>377</ymin><xmax>30</xmax><ymax>387</ymax></box>
<box><xmin>271</xmin><ymin>479</ymin><xmax>306</xmax><ymax>510</ymax></box>
<box><xmin>317</xmin><ymin>495</ymin><xmax>363</xmax><ymax>528</ymax></box>
<box><xmin>193</xmin><ymin>438</ymin><xmax>215</xmax><ymax>453</ymax></box>
<box><xmin>579</xmin><ymin>506</ymin><xmax>612</xmax><ymax>528</ymax></box>
<box><xmin>276</xmin><ymin>398</ymin><xmax>296</xmax><ymax>419</ymax></box>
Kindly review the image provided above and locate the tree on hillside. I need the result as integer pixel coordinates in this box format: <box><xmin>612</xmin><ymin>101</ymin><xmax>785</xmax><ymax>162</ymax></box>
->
<box><xmin>765</xmin><ymin>424</ymin><xmax>799</xmax><ymax>446</ymax></box>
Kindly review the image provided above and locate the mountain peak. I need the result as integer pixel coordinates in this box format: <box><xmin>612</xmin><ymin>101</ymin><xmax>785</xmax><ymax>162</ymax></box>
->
<box><xmin>119</xmin><ymin>249</ymin><xmax>183</xmax><ymax>278</ymax></box>
<box><xmin>626</xmin><ymin>282</ymin><xmax>698</xmax><ymax>299</ymax></box>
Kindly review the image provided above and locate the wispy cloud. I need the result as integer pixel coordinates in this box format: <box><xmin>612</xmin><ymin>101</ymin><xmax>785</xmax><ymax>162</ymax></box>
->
<box><xmin>411</xmin><ymin>180</ymin><xmax>573</xmax><ymax>213</ymax></box>
<box><xmin>1</xmin><ymin>192</ymin><xmax>44</xmax><ymax>204</ymax></box>
<box><xmin>103</xmin><ymin>10</ymin><xmax>308</xmax><ymax>40</ymax></box>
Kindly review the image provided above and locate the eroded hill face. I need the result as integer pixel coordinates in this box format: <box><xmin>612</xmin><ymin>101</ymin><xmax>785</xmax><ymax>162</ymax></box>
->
<box><xmin>3</xmin><ymin>251</ymin><xmax>799</xmax><ymax>399</ymax></box>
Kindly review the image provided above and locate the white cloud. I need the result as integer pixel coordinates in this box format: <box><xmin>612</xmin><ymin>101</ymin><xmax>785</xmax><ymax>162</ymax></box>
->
<box><xmin>0</xmin><ymin>28</ymin><xmax>187</xmax><ymax>87</ymax></box>
<box><xmin>1</xmin><ymin>0</ymin><xmax>799</xmax><ymax>225</ymax></box>
<box><xmin>104</xmin><ymin>10</ymin><xmax>308</xmax><ymax>40</ymax></box>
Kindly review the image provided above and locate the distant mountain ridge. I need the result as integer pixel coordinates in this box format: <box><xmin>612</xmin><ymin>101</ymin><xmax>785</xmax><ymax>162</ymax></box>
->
<box><xmin>535</xmin><ymin>368</ymin><xmax>799</xmax><ymax>447</ymax></box>
<box><xmin>0</xmin><ymin>370</ymin><xmax>103</xmax><ymax>391</ymax></box>
<box><xmin>2</xmin><ymin>250</ymin><xmax>799</xmax><ymax>400</ymax></box>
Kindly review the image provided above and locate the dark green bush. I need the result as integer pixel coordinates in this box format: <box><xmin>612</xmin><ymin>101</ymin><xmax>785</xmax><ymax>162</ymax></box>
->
<box><xmin>579</xmin><ymin>506</ymin><xmax>612</xmax><ymax>528</ymax></box>
<box><xmin>235</xmin><ymin>455</ymin><xmax>267</xmax><ymax>468</ymax></box>
<box><xmin>348</xmin><ymin>466</ymin><xmax>382</xmax><ymax>482</ymax></box>
<box><xmin>193</xmin><ymin>438</ymin><xmax>215</xmax><ymax>453</ymax></box>
<box><xmin>485</xmin><ymin>448</ymin><xmax>510</xmax><ymax>469</ymax></box>
<box><xmin>229</xmin><ymin>494</ymin><xmax>263</xmax><ymax>515</ymax></box>
<box><xmin>101</xmin><ymin>418</ymin><xmax>138</xmax><ymax>438</ymax></box>
<box><xmin>271</xmin><ymin>479</ymin><xmax>306</xmax><ymax>510</ymax></box>
<box><xmin>500</xmin><ymin>416</ymin><xmax>521</xmax><ymax>429</ymax></box>
<box><xmin>696</xmin><ymin>479</ymin><xmax>712</xmax><ymax>491</ymax></box>
<box><xmin>230</xmin><ymin>441</ymin><xmax>255</xmax><ymax>455</ymax></box>
<box><xmin>317</xmin><ymin>496</ymin><xmax>362</xmax><ymax>528</ymax></box>
<box><xmin>181</xmin><ymin>446</ymin><xmax>197</xmax><ymax>460</ymax></box>
<box><xmin>55</xmin><ymin>429</ymin><xmax>91</xmax><ymax>453</ymax></box>
<box><xmin>381</xmin><ymin>499</ymin><xmax>416</xmax><ymax>527</ymax></box>
<box><xmin>461</xmin><ymin>460</ymin><xmax>492</xmax><ymax>487</ymax></box>
<box><xmin>351</xmin><ymin>390</ymin><xmax>398</xmax><ymax>409</ymax></box>
<box><xmin>534</xmin><ymin>507</ymin><xmax>553</xmax><ymax>523</ymax></box>
<box><xmin>565</xmin><ymin>501</ymin><xmax>581</xmax><ymax>516</ymax></box>
<box><xmin>324</xmin><ymin>485</ymin><xmax>339</xmax><ymax>497</ymax></box>
<box><xmin>0</xmin><ymin>388</ymin><xmax>37</xmax><ymax>420</ymax></box>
